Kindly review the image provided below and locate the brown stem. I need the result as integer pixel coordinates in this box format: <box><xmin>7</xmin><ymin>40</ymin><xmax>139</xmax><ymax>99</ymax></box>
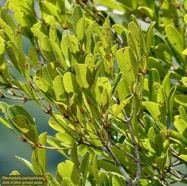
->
<box><xmin>122</xmin><ymin>109</ymin><xmax>141</xmax><ymax>186</ymax></box>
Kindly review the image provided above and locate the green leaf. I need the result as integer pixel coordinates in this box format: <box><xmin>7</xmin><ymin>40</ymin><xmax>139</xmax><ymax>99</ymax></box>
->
<box><xmin>97</xmin><ymin>160</ymin><xmax>121</xmax><ymax>174</ymax></box>
<box><xmin>144</xmin><ymin>101</ymin><xmax>166</xmax><ymax>130</ymax></box>
<box><xmin>5</xmin><ymin>41</ymin><xmax>30</xmax><ymax>80</ymax></box>
<box><xmin>147</xmin><ymin>57</ymin><xmax>166</xmax><ymax>78</ymax></box>
<box><xmin>47</xmin><ymin>136</ymin><xmax>69</xmax><ymax>157</ymax></box>
<box><xmin>138</xmin><ymin>6</ymin><xmax>156</xmax><ymax>20</ymax></box>
<box><xmin>71</xmin><ymin>147</ymin><xmax>79</xmax><ymax>168</ymax></box>
<box><xmin>116</xmin><ymin>78</ymin><xmax>131</xmax><ymax>101</ymax></box>
<box><xmin>94</xmin><ymin>0</ymin><xmax>125</xmax><ymax>12</ymax></box>
<box><xmin>110</xmin><ymin>73</ymin><xmax>122</xmax><ymax>97</ymax></box>
<box><xmin>179</xmin><ymin>155</ymin><xmax>187</xmax><ymax>162</ymax></box>
<box><xmin>82</xmin><ymin>89</ymin><xmax>100</xmax><ymax>122</ymax></box>
<box><xmin>146</xmin><ymin>21</ymin><xmax>156</xmax><ymax>55</ymax></box>
<box><xmin>12</xmin><ymin>80</ymin><xmax>39</xmax><ymax>104</ymax></box>
<box><xmin>0</xmin><ymin>19</ymin><xmax>15</xmax><ymax>42</ymax></box>
<box><xmin>112</xmin><ymin>175</ymin><xmax>125</xmax><ymax>186</ymax></box>
<box><xmin>48</xmin><ymin>116</ymin><xmax>65</xmax><ymax>133</ymax></box>
<box><xmin>73</xmin><ymin>5</ymin><xmax>83</xmax><ymax>30</ymax></box>
<box><xmin>169</xmin><ymin>130</ymin><xmax>187</xmax><ymax>146</ymax></box>
<box><xmin>7</xmin><ymin>105</ymin><xmax>39</xmax><ymax>144</ymax></box>
<box><xmin>75</xmin><ymin>64</ymin><xmax>92</xmax><ymax>89</ymax></box>
<box><xmin>40</xmin><ymin>36</ymin><xmax>56</xmax><ymax>62</ymax></box>
<box><xmin>167</xmin><ymin>86</ymin><xmax>177</xmax><ymax>123</ymax></box>
<box><xmin>33</xmin><ymin>76</ymin><xmax>55</xmax><ymax>101</ymax></box>
<box><xmin>53</xmin><ymin>75</ymin><xmax>67</xmax><ymax>102</ymax></box>
<box><xmin>63</xmin><ymin>72</ymin><xmax>79</xmax><ymax>94</ymax></box>
<box><xmin>41</xmin><ymin>1</ymin><xmax>62</xmax><ymax>24</ymax></box>
<box><xmin>113</xmin><ymin>94</ymin><xmax>133</xmax><ymax>118</ymax></box>
<box><xmin>116</xmin><ymin>47</ymin><xmax>138</xmax><ymax>86</ymax></box>
<box><xmin>91</xmin><ymin>155</ymin><xmax>99</xmax><ymax>184</ymax></box>
<box><xmin>179</xmin><ymin>106</ymin><xmax>187</xmax><ymax>122</ymax></box>
<box><xmin>98</xmin><ymin>171</ymin><xmax>110</xmax><ymax>185</ymax></box>
<box><xmin>154</xmin><ymin>134</ymin><xmax>164</xmax><ymax>156</ymax></box>
<box><xmin>49</xmin><ymin>23</ymin><xmax>60</xmax><ymax>45</ymax></box>
<box><xmin>10</xmin><ymin>170</ymin><xmax>20</xmax><ymax>175</ymax></box>
<box><xmin>175</xmin><ymin>94</ymin><xmax>187</xmax><ymax>107</ymax></box>
<box><xmin>31</xmin><ymin>148</ymin><xmax>42</xmax><ymax>175</ymax></box>
<box><xmin>162</xmin><ymin>72</ymin><xmax>171</xmax><ymax>96</ymax></box>
<box><xmin>38</xmin><ymin>132</ymin><xmax>47</xmax><ymax>175</ymax></box>
<box><xmin>182</xmin><ymin>48</ymin><xmax>187</xmax><ymax>55</ymax></box>
<box><xmin>85</xmin><ymin>22</ymin><xmax>94</xmax><ymax>53</ymax></box>
<box><xmin>76</xmin><ymin>17</ymin><xmax>89</xmax><ymax>42</ymax></box>
<box><xmin>15</xmin><ymin>156</ymin><xmax>34</xmax><ymax>173</ymax></box>
<box><xmin>149</xmin><ymin>68</ymin><xmax>160</xmax><ymax>100</ymax></box>
<box><xmin>155</xmin><ymin>153</ymin><xmax>167</xmax><ymax>170</ymax></box>
<box><xmin>61</xmin><ymin>33</ymin><xmax>79</xmax><ymax>65</ymax></box>
<box><xmin>56</xmin><ymin>133</ymin><xmax>75</xmax><ymax>147</ymax></box>
<box><xmin>165</xmin><ymin>25</ymin><xmax>185</xmax><ymax>64</ymax></box>
<box><xmin>128</xmin><ymin>22</ymin><xmax>141</xmax><ymax>58</ymax></box>
<box><xmin>184</xmin><ymin>14</ymin><xmax>187</xmax><ymax>24</ymax></box>
<box><xmin>61</xmin><ymin>179</ymin><xmax>74</xmax><ymax>186</ymax></box>
<box><xmin>58</xmin><ymin>160</ymin><xmax>80</xmax><ymax>185</ymax></box>
<box><xmin>0</xmin><ymin>59</ymin><xmax>11</xmax><ymax>84</ymax></box>
<box><xmin>46</xmin><ymin>173</ymin><xmax>61</xmax><ymax>186</ymax></box>
<box><xmin>0</xmin><ymin>102</ymin><xmax>9</xmax><ymax>113</ymax></box>
<box><xmin>174</xmin><ymin>119</ymin><xmax>187</xmax><ymax>138</ymax></box>
<box><xmin>182</xmin><ymin>77</ymin><xmax>187</xmax><ymax>87</ymax></box>
<box><xmin>80</xmin><ymin>152</ymin><xmax>90</xmax><ymax>184</ymax></box>
<box><xmin>28</xmin><ymin>47</ymin><xmax>39</xmax><ymax>68</ymax></box>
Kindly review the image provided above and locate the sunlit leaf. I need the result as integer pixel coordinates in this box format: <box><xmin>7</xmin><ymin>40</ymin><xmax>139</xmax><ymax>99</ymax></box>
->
<box><xmin>7</xmin><ymin>105</ymin><xmax>39</xmax><ymax>144</ymax></box>
<box><xmin>58</xmin><ymin>160</ymin><xmax>80</xmax><ymax>185</ymax></box>
<box><xmin>116</xmin><ymin>47</ymin><xmax>138</xmax><ymax>86</ymax></box>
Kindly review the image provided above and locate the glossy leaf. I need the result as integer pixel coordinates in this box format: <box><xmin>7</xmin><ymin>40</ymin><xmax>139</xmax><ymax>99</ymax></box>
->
<box><xmin>167</xmin><ymin>86</ymin><xmax>176</xmax><ymax>123</ymax></box>
<box><xmin>61</xmin><ymin>33</ymin><xmax>79</xmax><ymax>65</ymax></box>
<box><xmin>98</xmin><ymin>171</ymin><xmax>110</xmax><ymax>185</ymax></box>
<box><xmin>165</xmin><ymin>25</ymin><xmax>185</xmax><ymax>64</ymax></box>
<box><xmin>116</xmin><ymin>47</ymin><xmax>138</xmax><ymax>86</ymax></box>
<box><xmin>91</xmin><ymin>155</ymin><xmax>99</xmax><ymax>184</ymax></box>
<box><xmin>112</xmin><ymin>175</ymin><xmax>125</xmax><ymax>186</ymax></box>
<box><xmin>182</xmin><ymin>77</ymin><xmax>187</xmax><ymax>87</ymax></box>
<box><xmin>28</xmin><ymin>47</ymin><xmax>39</xmax><ymax>68</ymax></box>
<box><xmin>34</xmin><ymin>76</ymin><xmax>55</xmax><ymax>101</ymax></box>
<box><xmin>15</xmin><ymin>156</ymin><xmax>34</xmax><ymax>173</ymax></box>
<box><xmin>169</xmin><ymin>130</ymin><xmax>187</xmax><ymax>146</ymax></box>
<box><xmin>155</xmin><ymin>153</ymin><xmax>167</xmax><ymax>170</ymax></box>
<box><xmin>7</xmin><ymin>105</ymin><xmax>39</xmax><ymax>144</ymax></box>
<box><xmin>58</xmin><ymin>160</ymin><xmax>80</xmax><ymax>185</ymax></box>
<box><xmin>37</xmin><ymin>132</ymin><xmax>47</xmax><ymax>175</ymax></box>
<box><xmin>73</xmin><ymin>5</ymin><xmax>83</xmax><ymax>30</ymax></box>
<box><xmin>75</xmin><ymin>64</ymin><xmax>92</xmax><ymax>89</ymax></box>
<box><xmin>80</xmin><ymin>152</ymin><xmax>90</xmax><ymax>184</ymax></box>
<box><xmin>113</xmin><ymin>94</ymin><xmax>133</xmax><ymax>118</ymax></box>
<box><xmin>46</xmin><ymin>173</ymin><xmax>61</xmax><ymax>186</ymax></box>
<box><xmin>174</xmin><ymin>119</ymin><xmax>187</xmax><ymax>138</ymax></box>
<box><xmin>63</xmin><ymin>72</ymin><xmax>79</xmax><ymax>94</ymax></box>
<box><xmin>146</xmin><ymin>21</ymin><xmax>155</xmax><ymax>55</ymax></box>
<box><xmin>144</xmin><ymin>101</ymin><xmax>166</xmax><ymax>130</ymax></box>
<box><xmin>179</xmin><ymin>106</ymin><xmax>187</xmax><ymax>122</ymax></box>
<box><xmin>175</xmin><ymin>94</ymin><xmax>187</xmax><ymax>107</ymax></box>
<box><xmin>53</xmin><ymin>75</ymin><xmax>67</xmax><ymax>102</ymax></box>
<box><xmin>138</xmin><ymin>6</ymin><xmax>156</xmax><ymax>20</ymax></box>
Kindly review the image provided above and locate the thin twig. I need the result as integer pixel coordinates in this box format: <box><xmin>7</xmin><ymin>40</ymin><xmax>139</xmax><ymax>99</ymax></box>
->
<box><xmin>113</xmin><ymin>96</ymin><xmax>141</xmax><ymax>186</ymax></box>
<box><xmin>104</xmin><ymin>142</ymin><xmax>132</xmax><ymax>183</ymax></box>
<box><xmin>122</xmin><ymin>109</ymin><xmax>141</xmax><ymax>186</ymax></box>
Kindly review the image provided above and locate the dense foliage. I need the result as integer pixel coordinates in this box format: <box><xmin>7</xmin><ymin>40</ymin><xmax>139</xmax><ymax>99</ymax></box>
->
<box><xmin>0</xmin><ymin>0</ymin><xmax>187</xmax><ymax>185</ymax></box>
